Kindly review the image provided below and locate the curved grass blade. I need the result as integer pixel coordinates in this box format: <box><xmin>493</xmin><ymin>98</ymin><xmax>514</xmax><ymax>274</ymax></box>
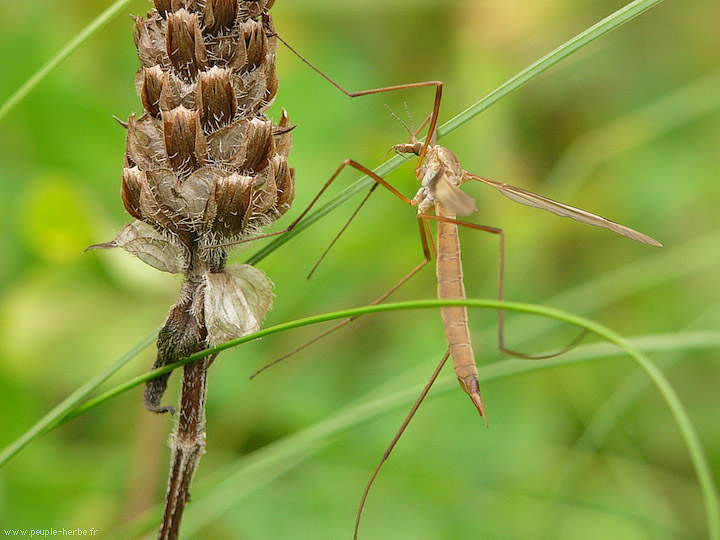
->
<box><xmin>102</xmin><ymin>324</ymin><xmax>720</xmax><ymax>540</ymax></box>
<box><xmin>6</xmin><ymin>300</ymin><xmax>577</xmax><ymax>470</ymax></box>
<box><xmin>11</xmin><ymin>299</ymin><xmax>717</xmax><ymax>540</ymax></box>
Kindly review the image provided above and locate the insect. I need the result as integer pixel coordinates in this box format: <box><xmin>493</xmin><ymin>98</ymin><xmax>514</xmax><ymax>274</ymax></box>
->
<box><xmin>263</xmin><ymin>76</ymin><xmax>661</xmax><ymax>416</ymax></box>
<box><xmin>389</xmin><ymin>83</ymin><xmax>661</xmax><ymax>420</ymax></box>
<box><xmin>246</xmin><ymin>37</ymin><xmax>662</xmax><ymax>536</ymax></box>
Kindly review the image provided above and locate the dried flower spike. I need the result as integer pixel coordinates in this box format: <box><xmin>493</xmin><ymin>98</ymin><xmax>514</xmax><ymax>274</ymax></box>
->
<box><xmin>88</xmin><ymin>1</ymin><xmax>293</xmax><ymax>538</ymax></box>
<box><xmin>89</xmin><ymin>0</ymin><xmax>295</xmax><ymax>406</ymax></box>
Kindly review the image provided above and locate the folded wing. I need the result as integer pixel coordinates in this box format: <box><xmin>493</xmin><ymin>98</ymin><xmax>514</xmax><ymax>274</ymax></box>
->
<box><xmin>467</xmin><ymin>174</ymin><xmax>661</xmax><ymax>247</ymax></box>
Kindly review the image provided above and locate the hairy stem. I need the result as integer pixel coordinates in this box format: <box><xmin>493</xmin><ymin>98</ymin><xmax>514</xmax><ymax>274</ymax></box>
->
<box><xmin>158</xmin><ymin>355</ymin><xmax>213</xmax><ymax>540</ymax></box>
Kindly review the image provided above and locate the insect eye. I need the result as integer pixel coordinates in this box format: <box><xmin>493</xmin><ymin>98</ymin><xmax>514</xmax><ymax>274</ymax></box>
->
<box><xmin>413</xmin><ymin>142</ymin><xmax>423</xmax><ymax>155</ymax></box>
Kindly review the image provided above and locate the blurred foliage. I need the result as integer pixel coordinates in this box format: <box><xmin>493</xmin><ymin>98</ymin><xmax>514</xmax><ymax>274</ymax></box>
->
<box><xmin>1</xmin><ymin>0</ymin><xmax>719</xmax><ymax>539</ymax></box>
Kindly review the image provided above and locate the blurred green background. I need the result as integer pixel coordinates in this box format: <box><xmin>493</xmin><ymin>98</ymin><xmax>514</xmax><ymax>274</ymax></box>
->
<box><xmin>1</xmin><ymin>0</ymin><xmax>719</xmax><ymax>538</ymax></box>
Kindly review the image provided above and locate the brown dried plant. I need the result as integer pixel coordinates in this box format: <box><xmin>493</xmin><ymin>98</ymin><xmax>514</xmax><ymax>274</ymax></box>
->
<box><xmin>88</xmin><ymin>1</ymin><xmax>293</xmax><ymax>538</ymax></box>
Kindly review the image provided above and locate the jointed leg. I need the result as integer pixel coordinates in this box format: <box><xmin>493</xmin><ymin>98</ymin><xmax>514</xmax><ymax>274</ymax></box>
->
<box><xmin>354</xmin><ymin>349</ymin><xmax>452</xmax><ymax>540</ymax></box>
<box><xmin>251</xmin><ymin>162</ymin><xmax>435</xmax><ymax>378</ymax></box>
<box><xmin>419</xmin><ymin>213</ymin><xmax>579</xmax><ymax>359</ymax></box>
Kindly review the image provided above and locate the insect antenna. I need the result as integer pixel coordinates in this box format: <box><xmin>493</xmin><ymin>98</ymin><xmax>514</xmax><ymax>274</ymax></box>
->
<box><xmin>384</xmin><ymin>102</ymin><xmax>434</xmax><ymax>145</ymax></box>
<box><xmin>384</xmin><ymin>103</ymin><xmax>415</xmax><ymax>142</ymax></box>
<box><xmin>404</xmin><ymin>101</ymin><xmax>416</xmax><ymax>135</ymax></box>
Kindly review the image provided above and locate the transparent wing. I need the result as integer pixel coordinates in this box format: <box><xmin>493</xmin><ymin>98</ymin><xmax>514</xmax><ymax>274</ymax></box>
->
<box><xmin>467</xmin><ymin>174</ymin><xmax>661</xmax><ymax>247</ymax></box>
<box><xmin>428</xmin><ymin>172</ymin><xmax>477</xmax><ymax>216</ymax></box>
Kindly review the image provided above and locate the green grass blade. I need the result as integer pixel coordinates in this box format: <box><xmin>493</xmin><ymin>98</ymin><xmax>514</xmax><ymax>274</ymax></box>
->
<box><xmin>22</xmin><ymin>298</ymin><xmax>718</xmax><ymax>539</ymax></box>
<box><xmin>104</xmin><ymin>324</ymin><xmax>720</xmax><ymax>540</ymax></box>
<box><xmin>65</xmin><ymin>300</ymin><xmax>587</xmax><ymax>421</ymax></box>
<box><xmin>4</xmin><ymin>300</ymin><xmax>556</xmax><ymax>471</ymax></box>
<box><xmin>247</xmin><ymin>0</ymin><xmax>665</xmax><ymax>265</ymax></box>
<box><xmin>0</xmin><ymin>330</ymin><xmax>156</xmax><ymax>470</ymax></box>
<box><xmin>0</xmin><ymin>0</ymin><xmax>133</xmax><ymax>122</ymax></box>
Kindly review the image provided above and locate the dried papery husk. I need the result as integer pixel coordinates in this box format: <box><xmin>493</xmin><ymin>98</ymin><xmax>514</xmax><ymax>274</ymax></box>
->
<box><xmin>162</xmin><ymin>106</ymin><xmax>206</xmax><ymax>173</ymax></box>
<box><xmin>125</xmin><ymin>114</ymin><xmax>167</xmax><ymax>170</ymax></box>
<box><xmin>203</xmin><ymin>263</ymin><xmax>273</xmax><ymax>346</ymax></box>
<box><xmin>204</xmin><ymin>171</ymin><xmax>254</xmax><ymax>236</ymax></box>
<box><xmin>203</xmin><ymin>0</ymin><xmax>238</xmax><ymax>35</ymax></box>
<box><xmin>120</xmin><ymin>167</ymin><xmax>144</xmax><ymax>220</ymax></box>
<box><xmin>139</xmin><ymin>65</ymin><xmax>164</xmax><ymax>117</ymax></box>
<box><xmin>196</xmin><ymin>67</ymin><xmax>237</xmax><ymax>132</ymax></box>
<box><xmin>86</xmin><ymin>221</ymin><xmax>186</xmax><ymax>274</ymax></box>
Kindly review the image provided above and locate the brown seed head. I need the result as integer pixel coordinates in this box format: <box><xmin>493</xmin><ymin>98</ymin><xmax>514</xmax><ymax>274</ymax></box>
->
<box><xmin>120</xmin><ymin>0</ymin><xmax>292</xmax><ymax>251</ymax></box>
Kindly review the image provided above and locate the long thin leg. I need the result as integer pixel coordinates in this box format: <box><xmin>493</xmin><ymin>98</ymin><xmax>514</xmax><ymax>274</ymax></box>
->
<box><xmin>250</xmin><ymin>161</ymin><xmax>434</xmax><ymax>378</ymax></box>
<box><xmin>273</xmin><ymin>32</ymin><xmax>444</xmax><ymax>172</ymax></box>
<box><xmin>420</xmin><ymin>213</ymin><xmax>585</xmax><ymax>359</ymax></box>
<box><xmin>354</xmin><ymin>349</ymin><xmax>452</xmax><ymax>540</ymax></box>
<box><xmin>250</xmin><ymin>256</ymin><xmax>429</xmax><ymax>379</ymax></box>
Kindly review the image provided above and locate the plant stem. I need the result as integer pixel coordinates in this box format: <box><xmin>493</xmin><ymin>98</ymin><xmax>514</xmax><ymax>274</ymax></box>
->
<box><xmin>158</xmin><ymin>355</ymin><xmax>213</xmax><ymax>540</ymax></box>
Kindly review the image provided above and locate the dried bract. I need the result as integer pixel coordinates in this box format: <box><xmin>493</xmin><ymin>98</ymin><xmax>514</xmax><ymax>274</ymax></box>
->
<box><xmin>204</xmin><ymin>263</ymin><xmax>273</xmax><ymax>346</ymax></box>
<box><xmin>87</xmin><ymin>220</ymin><xmax>186</xmax><ymax>274</ymax></box>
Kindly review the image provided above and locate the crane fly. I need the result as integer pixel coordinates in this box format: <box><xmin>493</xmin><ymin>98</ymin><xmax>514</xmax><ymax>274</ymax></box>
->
<box><xmin>261</xmin><ymin>77</ymin><xmax>661</xmax><ymax>415</ymax></box>
<box><xmin>391</xmin><ymin>87</ymin><xmax>661</xmax><ymax>416</ymax></box>
<box><xmin>240</xmin><ymin>37</ymin><xmax>662</xmax><ymax>538</ymax></box>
